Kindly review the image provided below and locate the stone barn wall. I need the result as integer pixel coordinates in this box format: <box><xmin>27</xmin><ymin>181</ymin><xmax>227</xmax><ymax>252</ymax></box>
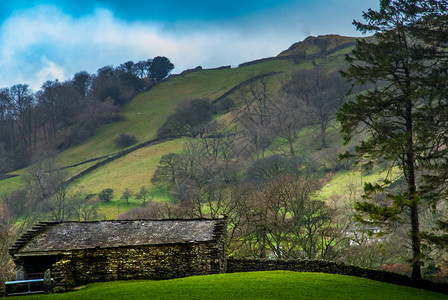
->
<box><xmin>52</xmin><ymin>241</ymin><xmax>226</xmax><ymax>292</ymax></box>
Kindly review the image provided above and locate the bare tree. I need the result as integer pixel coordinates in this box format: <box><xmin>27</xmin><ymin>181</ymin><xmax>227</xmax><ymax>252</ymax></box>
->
<box><xmin>121</xmin><ymin>188</ymin><xmax>133</xmax><ymax>205</ymax></box>
<box><xmin>224</xmin><ymin>174</ymin><xmax>351</xmax><ymax>260</ymax></box>
<box><xmin>0</xmin><ymin>203</ymin><xmax>19</xmax><ymax>285</ymax></box>
<box><xmin>24</xmin><ymin>152</ymin><xmax>72</xmax><ymax>221</ymax></box>
<box><xmin>235</xmin><ymin>81</ymin><xmax>276</xmax><ymax>160</ymax></box>
<box><xmin>9</xmin><ymin>84</ymin><xmax>34</xmax><ymax>149</ymax></box>
<box><xmin>199</xmin><ymin>121</ymin><xmax>236</xmax><ymax>162</ymax></box>
<box><xmin>269</xmin><ymin>97</ymin><xmax>305</xmax><ymax>157</ymax></box>
<box><xmin>135</xmin><ymin>186</ymin><xmax>152</xmax><ymax>206</ymax></box>
<box><xmin>283</xmin><ymin>70</ymin><xmax>348</xmax><ymax>148</ymax></box>
<box><xmin>72</xmin><ymin>196</ymin><xmax>101</xmax><ymax>222</ymax></box>
<box><xmin>40</xmin><ymin>179</ymin><xmax>70</xmax><ymax>222</ymax></box>
<box><xmin>176</xmin><ymin>139</ymin><xmax>206</xmax><ymax>182</ymax></box>
<box><xmin>0</xmin><ymin>201</ymin><xmax>35</xmax><ymax>289</ymax></box>
<box><xmin>0</xmin><ymin>89</ymin><xmax>17</xmax><ymax>158</ymax></box>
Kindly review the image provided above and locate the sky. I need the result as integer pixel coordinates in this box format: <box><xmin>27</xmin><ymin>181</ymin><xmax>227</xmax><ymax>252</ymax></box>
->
<box><xmin>0</xmin><ymin>0</ymin><xmax>379</xmax><ymax>91</ymax></box>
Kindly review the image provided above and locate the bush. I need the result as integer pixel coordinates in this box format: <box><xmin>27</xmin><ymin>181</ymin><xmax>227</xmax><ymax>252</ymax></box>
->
<box><xmin>98</xmin><ymin>188</ymin><xmax>114</xmax><ymax>202</ymax></box>
<box><xmin>114</xmin><ymin>133</ymin><xmax>137</xmax><ymax>148</ymax></box>
<box><xmin>216</xmin><ymin>98</ymin><xmax>235</xmax><ymax>113</ymax></box>
<box><xmin>58</xmin><ymin>126</ymin><xmax>94</xmax><ymax>150</ymax></box>
<box><xmin>157</xmin><ymin>99</ymin><xmax>214</xmax><ymax>138</ymax></box>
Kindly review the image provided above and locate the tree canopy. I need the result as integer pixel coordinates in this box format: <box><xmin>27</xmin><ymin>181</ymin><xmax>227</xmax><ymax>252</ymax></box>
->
<box><xmin>151</xmin><ymin>56</ymin><xmax>175</xmax><ymax>82</ymax></box>
<box><xmin>338</xmin><ymin>0</ymin><xmax>448</xmax><ymax>284</ymax></box>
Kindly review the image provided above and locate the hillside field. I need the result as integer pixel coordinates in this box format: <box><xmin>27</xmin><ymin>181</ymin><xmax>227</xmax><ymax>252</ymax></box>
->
<box><xmin>0</xmin><ymin>35</ymin><xmax>361</xmax><ymax>218</ymax></box>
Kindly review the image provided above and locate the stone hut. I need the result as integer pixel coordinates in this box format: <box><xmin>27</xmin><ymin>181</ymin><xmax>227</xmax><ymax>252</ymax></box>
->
<box><xmin>9</xmin><ymin>218</ymin><xmax>227</xmax><ymax>292</ymax></box>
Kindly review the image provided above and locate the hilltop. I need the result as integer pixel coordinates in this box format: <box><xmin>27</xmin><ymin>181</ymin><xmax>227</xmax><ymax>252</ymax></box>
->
<box><xmin>279</xmin><ymin>34</ymin><xmax>356</xmax><ymax>57</ymax></box>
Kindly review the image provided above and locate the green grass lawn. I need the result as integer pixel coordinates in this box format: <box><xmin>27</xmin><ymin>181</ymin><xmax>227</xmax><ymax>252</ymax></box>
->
<box><xmin>11</xmin><ymin>271</ymin><xmax>446</xmax><ymax>299</ymax></box>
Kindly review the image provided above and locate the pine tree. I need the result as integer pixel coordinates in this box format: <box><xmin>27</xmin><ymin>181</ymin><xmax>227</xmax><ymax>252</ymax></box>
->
<box><xmin>338</xmin><ymin>0</ymin><xmax>448</xmax><ymax>284</ymax></box>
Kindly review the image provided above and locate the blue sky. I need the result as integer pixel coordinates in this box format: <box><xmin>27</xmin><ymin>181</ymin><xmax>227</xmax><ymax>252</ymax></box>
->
<box><xmin>0</xmin><ymin>0</ymin><xmax>379</xmax><ymax>90</ymax></box>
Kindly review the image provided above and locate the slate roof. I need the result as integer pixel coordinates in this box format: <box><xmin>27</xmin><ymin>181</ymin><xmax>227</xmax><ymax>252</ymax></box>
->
<box><xmin>10</xmin><ymin>218</ymin><xmax>226</xmax><ymax>256</ymax></box>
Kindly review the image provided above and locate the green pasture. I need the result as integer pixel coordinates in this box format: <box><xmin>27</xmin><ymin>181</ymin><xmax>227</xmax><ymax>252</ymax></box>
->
<box><xmin>68</xmin><ymin>139</ymin><xmax>184</xmax><ymax>196</ymax></box>
<box><xmin>50</xmin><ymin>52</ymin><xmax>328</xmax><ymax>170</ymax></box>
<box><xmin>318</xmin><ymin>166</ymin><xmax>402</xmax><ymax>203</ymax></box>
<box><xmin>52</xmin><ymin>60</ymin><xmax>300</xmax><ymax>168</ymax></box>
<box><xmin>0</xmin><ymin>39</ymin><xmax>357</xmax><ymax>211</ymax></box>
<box><xmin>11</xmin><ymin>271</ymin><xmax>446</xmax><ymax>300</ymax></box>
<box><xmin>0</xmin><ymin>175</ymin><xmax>25</xmax><ymax>197</ymax></box>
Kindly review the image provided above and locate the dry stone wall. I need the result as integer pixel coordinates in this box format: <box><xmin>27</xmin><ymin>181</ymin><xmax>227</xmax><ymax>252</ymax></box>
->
<box><xmin>52</xmin><ymin>241</ymin><xmax>226</xmax><ymax>292</ymax></box>
<box><xmin>227</xmin><ymin>259</ymin><xmax>412</xmax><ymax>286</ymax></box>
<box><xmin>227</xmin><ymin>259</ymin><xmax>448</xmax><ymax>295</ymax></box>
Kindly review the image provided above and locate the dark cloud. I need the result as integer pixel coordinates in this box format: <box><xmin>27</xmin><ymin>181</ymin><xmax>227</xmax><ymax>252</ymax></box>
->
<box><xmin>0</xmin><ymin>0</ymin><xmax>296</xmax><ymax>22</ymax></box>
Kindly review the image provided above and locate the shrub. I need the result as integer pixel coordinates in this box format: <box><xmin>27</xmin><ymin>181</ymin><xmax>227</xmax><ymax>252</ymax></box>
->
<box><xmin>114</xmin><ymin>133</ymin><xmax>137</xmax><ymax>148</ymax></box>
<box><xmin>216</xmin><ymin>98</ymin><xmax>235</xmax><ymax>113</ymax></box>
<box><xmin>98</xmin><ymin>188</ymin><xmax>114</xmax><ymax>202</ymax></box>
<box><xmin>58</xmin><ymin>126</ymin><xmax>94</xmax><ymax>150</ymax></box>
<box><xmin>157</xmin><ymin>99</ymin><xmax>214</xmax><ymax>138</ymax></box>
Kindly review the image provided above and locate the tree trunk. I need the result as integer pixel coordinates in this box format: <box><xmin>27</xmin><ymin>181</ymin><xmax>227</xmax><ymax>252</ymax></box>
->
<box><xmin>405</xmin><ymin>95</ymin><xmax>422</xmax><ymax>284</ymax></box>
<box><xmin>320</xmin><ymin>120</ymin><xmax>327</xmax><ymax>149</ymax></box>
<box><xmin>288</xmin><ymin>138</ymin><xmax>295</xmax><ymax>157</ymax></box>
<box><xmin>410</xmin><ymin>200</ymin><xmax>422</xmax><ymax>285</ymax></box>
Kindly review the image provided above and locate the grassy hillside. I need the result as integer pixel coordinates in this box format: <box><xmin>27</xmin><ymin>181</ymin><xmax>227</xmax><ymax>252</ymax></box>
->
<box><xmin>10</xmin><ymin>271</ymin><xmax>446</xmax><ymax>299</ymax></box>
<box><xmin>0</xmin><ymin>35</ymin><xmax>358</xmax><ymax>217</ymax></box>
<box><xmin>53</xmin><ymin>58</ymin><xmax>315</xmax><ymax>168</ymax></box>
<box><xmin>51</xmin><ymin>35</ymin><xmax>356</xmax><ymax>169</ymax></box>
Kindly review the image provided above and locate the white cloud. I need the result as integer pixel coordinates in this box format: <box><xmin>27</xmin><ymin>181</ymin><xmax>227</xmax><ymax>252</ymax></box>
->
<box><xmin>36</xmin><ymin>57</ymin><xmax>65</xmax><ymax>88</ymax></box>
<box><xmin>0</xmin><ymin>5</ymin><xmax>299</xmax><ymax>90</ymax></box>
<box><xmin>0</xmin><ymin>1</ymin><xmax>379</xmax><ymax>90</ymax></box>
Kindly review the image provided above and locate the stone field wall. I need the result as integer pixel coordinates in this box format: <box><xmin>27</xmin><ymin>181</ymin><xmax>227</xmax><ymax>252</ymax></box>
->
<box><xmin>227</xmin><ymin>258</ymin><xmax>448</xmax><ymax>295</ymax></box>
<box><xmin>227</xmin><ymin>258</ymin><xmax>412</xmax><ymax>286</ymax></box>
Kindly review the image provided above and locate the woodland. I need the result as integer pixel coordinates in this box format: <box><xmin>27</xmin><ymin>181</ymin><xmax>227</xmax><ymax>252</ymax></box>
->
<box><xmin>1</xmin><ymin>0</ymin><xmax>448</xmax><ymax>290</ymax></box>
